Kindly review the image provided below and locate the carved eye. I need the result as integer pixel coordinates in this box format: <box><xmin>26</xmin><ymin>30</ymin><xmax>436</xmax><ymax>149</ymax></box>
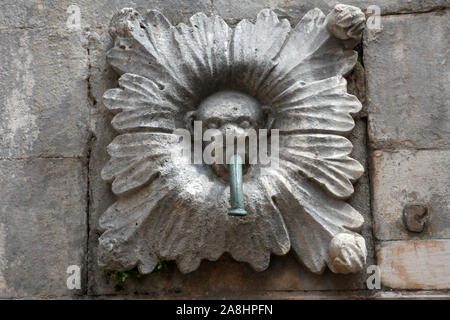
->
<box><xmin>207</xmin><ymin>121</ymin><xmax>219</xmax><ymax>129</ymax></box>
<box><xmin>240</xmin><ymin>120</ymin><xmax>251</xmax><ymax>129</ymax></box>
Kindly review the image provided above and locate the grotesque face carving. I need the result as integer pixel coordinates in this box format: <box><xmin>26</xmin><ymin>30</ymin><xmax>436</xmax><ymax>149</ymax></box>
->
<box><xmin>189</xmin><ymin>90</ymin><xmax>266</xmax><ymax>178</ymax></box>
<box><xmin>101</xmin><ymin>6</ymin><xmax>368</xmax><ymax>276</ymax></box>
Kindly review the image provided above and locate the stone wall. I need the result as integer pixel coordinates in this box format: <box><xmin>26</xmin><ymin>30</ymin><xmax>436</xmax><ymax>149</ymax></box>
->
<box><xmin>0</xmin><ymin>0</ymin><xmax>448</xmax><ymax>299</ymax></box>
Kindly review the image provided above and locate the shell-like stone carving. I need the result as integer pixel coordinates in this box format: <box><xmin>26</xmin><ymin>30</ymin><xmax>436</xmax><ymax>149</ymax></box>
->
<box><xmin>99</xmin><ymin>4</ymin><xmax>367</xmax><ymax>275</ymax></box>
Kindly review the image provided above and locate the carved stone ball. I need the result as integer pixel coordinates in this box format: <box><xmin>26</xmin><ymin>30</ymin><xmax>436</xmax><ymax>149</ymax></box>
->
<box><xmin>328</xmin><ymin>233</ymin><xmax>367</xmax><ymax>274</ymax></box>
<box><xmin>326</xmin><ymin>4</ymin><xmax>365</xmax><ymax>42</ymax></box>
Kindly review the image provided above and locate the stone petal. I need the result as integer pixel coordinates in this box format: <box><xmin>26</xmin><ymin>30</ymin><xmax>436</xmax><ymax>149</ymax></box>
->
<box><xmin>231</xmin><ymin>9</ymin><xmax>291</xmax><ymax>98</ymax></box>
<box><xmin>107</xmin><ymin>9</ymin><xmax>197</xmax><ymax>107</ymax></box>
<box><xmin>268</xmin><ymin>167</ymin><xmax>364</xmax><ymax>273</ymax></box>
<box><xmin>227</xmin><ymin>176</ymin><xmax>291</xmax><ymax>270</ymax></box>
<box><xmin>280</xmin><ymin>134</ymin><xmax>364</xmax><ymax>198</ymax></box>
<box><xmin>262</xmin><ymin>8</ymin><xmax>357</xmax><ymax>101</ymax></box>
<box><xmin>103</xmin><ymin>74</ymin><xmax>181</xmax><ymax>133</ymax></box>
<box><xmin>99</xmin><ymin>8</ymin><xmax>366</xmax><ymax>276</ymax></box>
<box><xmin>101</xmin><ymin>132</ymin><xmax>178</xmax><ymax>195</ymax></box>
<box><xmin>98</xmin><ymin>176</ymin><xmax>172</xmax><ymax>273</ymax></box>
<box><xmin>272</xmin><ymin>76</ymin><xmax>361</xmax><ymax>133</ymax></box>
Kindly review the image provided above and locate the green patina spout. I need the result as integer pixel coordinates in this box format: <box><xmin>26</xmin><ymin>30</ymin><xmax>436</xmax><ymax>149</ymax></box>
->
<box><xmin>228</xmin><ymin>154</ymin><xmax>247</xmax><ymax>216</ymax></box>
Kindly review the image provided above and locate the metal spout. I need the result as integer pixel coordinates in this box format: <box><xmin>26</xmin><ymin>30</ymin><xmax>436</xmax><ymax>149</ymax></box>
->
<box><xmin>228</xmin><ymin>154</ymin><xmax>247</xmax><ymax>216</ymax></box>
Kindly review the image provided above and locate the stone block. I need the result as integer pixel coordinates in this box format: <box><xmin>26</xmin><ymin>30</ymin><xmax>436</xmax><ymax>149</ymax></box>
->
<box><xmin>364</xmin><ymin>11</ymin><xmax>449</xmax><ymax>150</ymax></box>
<box><xmin>86</xmin><ymin>29</ymin><xmax>374</xmax><ymax>293</ymax></box>
<box><xmin>0</xmin><ymin>28</ymin><xmax>89</xmax><ymax>158</ymax></box>
<box><xmin>371</xmin><ymin>149</ymin><xmax>450</xmax><ymax>240</ymax></box>
<box><xmin>377</xmin><ymin>240</ymin><xmax>450</xmax><ymax>289</ymax></box>
<box><xmin>0</xmin><ymin>159</ymin><xmax>87</xmax><ymax>298</ymax></box>
<box><xmin>1</xmin><ymin>1</ymin><xmax>448</xmax><ymax>30</ymax></box>
<box><xmin>0</xmin><ymin>0</ymin><xmax>212</xmax><ymax>29</ymax></box>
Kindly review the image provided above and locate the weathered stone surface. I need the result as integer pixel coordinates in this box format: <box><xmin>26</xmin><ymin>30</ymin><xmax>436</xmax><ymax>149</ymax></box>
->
<box><xmin>371</xmin><ymin>150</ymin><xmax>450</xmax><ymax>240</ymax></box>
<box><xmin>0</xmin><ymin>28</ymin><xmax>89</xmax><ymax>159</ymax></box>
<box><xmin>211</xmin><ymin>0</ymin><xmax>449</xmax><ymax>25</ymax></box>
<box><xmin>364</xmin><ymin>10</ymin><xmax>450</xmax><ymax>150</ymax></box>
<box><xmin>377</xmin><ymin>240</ymin><xmax>450</xmax><ymax>289</ymax></box>
<box><xmin>0</xmin><ymin>0</ymin><xmax>212</xmax><ymax>29</ymax></box>
<box><xmin>0</xmin><ymin>159</ymin><xmax>87</xmax><ymax>298</ymax></box>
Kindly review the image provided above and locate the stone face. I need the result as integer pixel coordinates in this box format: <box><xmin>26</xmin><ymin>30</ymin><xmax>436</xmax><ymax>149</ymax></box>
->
<box><xmin>1</xmin><ymin>1</ymin><xmax>448</xmax><ymax>30</ymax></box>
<box><xmin>0</xmin><ymin>28</ymin><xmax>89</xmax><ymax>158</ymax></box>
<box><xmin>364</xmin><ymin>11</ymin><xmax>450</xmax><ymax>150</ymax></box>
<box><xmin>0</xmin><ymin>159</ymin><xmax>87</xmax><ymax>298</ymax></box>
<box><xmin>371</xmin><ymin>150</ymin><xmax>450</xmax><ymax>240</ymax></box>
<box><xmin>377</xmin><ymin>240</ymin><xmax>450</xmax><ymax>289</ymax></box>
<box><xmin>85</xmin><ymin>31</ymin><xmax>120</xmax><ymax>296</ymax></box>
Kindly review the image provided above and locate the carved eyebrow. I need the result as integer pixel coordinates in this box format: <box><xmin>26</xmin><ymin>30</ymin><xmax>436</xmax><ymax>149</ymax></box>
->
<box><xmin>237</xmin><ymin>115</ymin><xmax>257</xmax><ymax>126</ymax></box>
<box><xmin>204</xmin><ymin>116</ymin><xmax>223</xmax><ymax>125</ymax></box>
<box><xmin>237</xmin><ymin>115</ymin><xmax>253</xmax><ymax>122</ymax></box>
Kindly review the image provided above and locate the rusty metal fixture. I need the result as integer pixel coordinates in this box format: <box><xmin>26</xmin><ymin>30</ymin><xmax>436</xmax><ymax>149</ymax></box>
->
<box><xmin>403</xmin><ymin>203</ymin><xmax>429</xmax><ymax>233</ymax></box>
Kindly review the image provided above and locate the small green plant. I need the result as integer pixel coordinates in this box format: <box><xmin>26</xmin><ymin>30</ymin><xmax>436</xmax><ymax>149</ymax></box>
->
<box><xmin>101</xmin><ymin>260</ymin><xmax>174</xmax><ymax>284</ymax></box>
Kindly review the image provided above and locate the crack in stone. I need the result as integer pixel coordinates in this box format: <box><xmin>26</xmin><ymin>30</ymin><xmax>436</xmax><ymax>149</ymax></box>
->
<box><xmin>380</xmin><ymin>6</ymin><xmax>448</xmax><ymax>16</ymax></box>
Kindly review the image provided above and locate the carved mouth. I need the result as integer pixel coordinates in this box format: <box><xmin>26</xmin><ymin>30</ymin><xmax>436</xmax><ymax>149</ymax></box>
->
<box><xmin>211</xmin><ymin>162</ymin><xmax>250</xmax><ymax>180</ymax></box>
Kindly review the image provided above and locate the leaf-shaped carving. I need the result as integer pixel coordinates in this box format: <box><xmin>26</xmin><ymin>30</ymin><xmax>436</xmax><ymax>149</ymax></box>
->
<box><xmin>280</xmin><ymin>134</ymin><xmax>364</xmax><ymax>198</ymax></box>
<box><xmin>100</xmin><ymin>5</ymin><xmax>368</xmax><ymax>275</ymax></box>
<box><xmin>175</xmin><ymin>12</ymin><xmax>233</xmax><ymax>92</ymax></box>
<box><xmin>231</xmin><ymin>9</ymin><xmax>291</xmax><ymax>97</ymax></box>
<box><xmin>103</xmin><ymin>74</ymin><xmax>182</xmax><ymax>133</ymax></box>
<box><xmin>272</xmin><ymin>76</ymin><xmax>361</xmax><ymax>133</ymax></box>
<box><xmin>263</xmin><ymin>168</ymin><xmax>364</xmax><ymax>273</ymax></box>
<box><xmin>261</xmin><ymin>8</ymin><xmax>357</xmax><ymax>100</ymax></box>
<box><xmin>107</xmin><ymin>9</ymin><xmax>197</xmax><ymax>107</ymax></box>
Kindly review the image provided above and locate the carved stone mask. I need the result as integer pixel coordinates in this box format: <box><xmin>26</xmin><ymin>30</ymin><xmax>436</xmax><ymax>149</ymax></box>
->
<box><xmin>100</xmin><ymin>5</ymin><xmax>368</xmax><ymax>275</ymax></box>
<box><xmin>195</xmin><ymin>91</ymin><xmax>265</xmax><ymax>134</ymax></box>
<box><xmin>188</xmin><ymin>90</ymin><xmax>266</xmax><ymax>178</ymax></box>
